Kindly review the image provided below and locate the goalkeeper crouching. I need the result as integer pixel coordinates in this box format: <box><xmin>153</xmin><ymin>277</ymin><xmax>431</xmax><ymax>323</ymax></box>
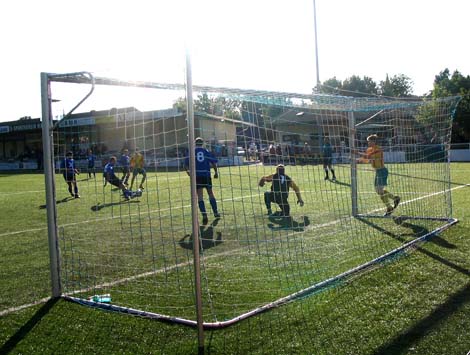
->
<box><xmin>259</xmin><ymin>164</ymin><xmax>304</xmax><ymax>217</ymax></box>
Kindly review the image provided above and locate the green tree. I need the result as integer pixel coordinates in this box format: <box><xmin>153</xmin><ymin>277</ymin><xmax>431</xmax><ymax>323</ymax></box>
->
<box><xmin>194</xmin><ymin>93</ymin><xmax>212</xmax><ymax>113</ymax></box>
<box><xmin>341</xmin><ymin>75</ymin><xmax>378</xmax><ymax>96</ymax></box>
<box><xmin>320</xmin><ymin>75</ymin><xmax>378</xmax><ymax>96</ymax></box>
<box><xmin>379</xmin><ymin>74</ymin><xmax>414</xmax><ymax>97</ymax></box>
<box><xmin>173</xmin><ymin>94</ymin><xmax>241</xmax><ymax>120</ymax></box>
<box><xmin>320</xmin><ymin>74</ymin><xmax>416</xmax><ymax>97</ymax></box>
<box><xmin>172</xmin><ymin>97</ymin><xmax>187</xmax><ymax>112</ymax></box>
<box><xmin>431</xmin><ymin>69</ymin><xmax>470</xmax><ymax>142</ymax></box>
<box><xmin>214</xmin><ymin>96</ymin><xmax>241</xmax><ymax>120</ymax></box>
<box><xmin>320</xmin><ymin>77</ymin><xmax>342</xmax><ymax>94</ymax></box>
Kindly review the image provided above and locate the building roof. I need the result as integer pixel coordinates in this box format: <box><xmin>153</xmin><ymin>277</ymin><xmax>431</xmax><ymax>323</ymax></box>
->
<box><xmin>0</xmin><ymin>117</ymin><xmax>42</xmax><ymax>133</ymax></box>
<box><xmin>195</xmin><ymin>112</ymin><xmax>257</xmax><ymax>127</ymax></box>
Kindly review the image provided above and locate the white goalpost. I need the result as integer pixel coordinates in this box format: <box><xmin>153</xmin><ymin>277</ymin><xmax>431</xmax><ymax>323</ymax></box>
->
<box><xmin>40</xmin><ymin>69</ymin><xmax>461</xmax><ymax>340</ymax></box>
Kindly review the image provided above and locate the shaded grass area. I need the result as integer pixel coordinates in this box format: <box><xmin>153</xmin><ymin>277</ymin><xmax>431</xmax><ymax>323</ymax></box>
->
<box><xmin>0</xmin><ymin>163</ymin><xmax>469</xmax><ymax>354</ymax></box>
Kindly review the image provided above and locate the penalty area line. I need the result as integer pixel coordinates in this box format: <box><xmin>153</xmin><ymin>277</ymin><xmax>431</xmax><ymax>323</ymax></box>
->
<box><xmin>0</xmin><ymin>296</ymin><xmax>51</xmax><ymax>317</ymax></box>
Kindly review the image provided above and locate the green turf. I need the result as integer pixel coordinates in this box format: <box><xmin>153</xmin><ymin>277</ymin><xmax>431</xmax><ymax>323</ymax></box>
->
<box><xmin>1</xmin><ymin>163</ymin><xmax>469</xmax><ymax>354</ymax></box>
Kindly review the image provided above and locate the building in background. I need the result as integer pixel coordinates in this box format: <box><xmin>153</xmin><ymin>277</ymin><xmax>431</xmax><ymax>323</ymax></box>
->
<box><xmin>0</xmin><ymin>117</ymin><xmax>43</xmax><ymax>161</ymax></box>
<box><xmin>0</xmin><ymin>107</ymin><xmax>248</xmax><ymax>170</ymax></box>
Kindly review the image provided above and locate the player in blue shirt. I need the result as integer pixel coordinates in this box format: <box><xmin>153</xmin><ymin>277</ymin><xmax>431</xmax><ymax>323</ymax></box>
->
<box><xmin>87</xmin><ymin>149</ymin><xmax>96</xmax><ymax>178</ymax></box>
<box><xmin>185</xmin><ymin>137</ymin><xmax>220</xmax><ymax>224</ymax></box>
<box><xmin>322</xmin><ymin>137</ymin><xmax>336</xmax><ymax>181</ymax></box>
<box><xmin>119</xmin><ymin>149</ymin><xmax>131</xmax><ymax>186</ymax></box>
<box><xmin>61</xmin><ymin>151</ymin><xmax>80</xmax><ymax>198</ymax></box>
<box><xmin>104</xmin><ymin>156</ymin><xmax>131</xmax><ymax>200</ymax></box>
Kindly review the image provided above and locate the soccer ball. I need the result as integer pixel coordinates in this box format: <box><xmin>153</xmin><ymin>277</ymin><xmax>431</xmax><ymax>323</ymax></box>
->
<box><xmin>135</xmin><ymin>189</ymin><xmax>142</xmax><ymax>197</ymax></box>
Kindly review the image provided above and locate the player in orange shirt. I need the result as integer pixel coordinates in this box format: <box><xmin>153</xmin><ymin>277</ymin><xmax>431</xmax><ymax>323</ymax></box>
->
<box><xmin>358</xmin><ymin>134</ymin><xmax>400</xmax><ymax>216</ymax></box>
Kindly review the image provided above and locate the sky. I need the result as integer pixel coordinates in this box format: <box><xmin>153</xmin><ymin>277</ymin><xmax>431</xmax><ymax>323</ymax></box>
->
<box><xmin>0</xmin><ymin>0</ymin><xmax>469</xmax><ymax>122</ymax></box>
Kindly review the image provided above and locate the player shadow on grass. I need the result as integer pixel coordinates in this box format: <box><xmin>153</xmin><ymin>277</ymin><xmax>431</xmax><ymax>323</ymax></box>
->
<box><xmin>102</xmin><ymin>187</ymin><xmax>122</xmax><ymax>192</ymax></box>
<box><xmin>329</xmin><ymin>179</ymin><xmax>350</xmax><ymax>187</ymax></box>
<box><xmin>267</xmin><ymin>215</ymin><xmax>310</xmax><ymax>232</ymax></box>
<box><xmin>179</xmin><ymin>218</ymin><xmax>223</xmax><ymax>251</ymax></box>
<box><xmin>0</xmin><ymin>297</ymin><xmax>59</xmax><ymax>354</ymax></box>
<box><xmin>91</xmin><ymin>200</ymin><xmax>140</xmax><ymax>211</ymax></box>
<box><xmin>388</xmin><ymin>170</ymin><xmax>469</xmax><ymax>188</ymax></box>
<box><xmin>371</xmin><ymin>283</ymin><xmax>470</xmax><ymax>355</ymax></box>
<box><xmin>39</xmin><ymin>196</ymin><xmax>75</xmax><ymax>209</ymax></box>
<box><xmin>355</xmin><ymin>215</ymin><xmax>456</xmax><ymax>249</ymax></box>
<box><xmin>362</xmin><ymin>215</ymin><xmax>467</xmax><ymax>355</ymax></box>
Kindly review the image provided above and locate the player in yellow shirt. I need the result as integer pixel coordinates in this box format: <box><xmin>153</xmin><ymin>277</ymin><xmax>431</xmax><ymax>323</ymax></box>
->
<box><xmin>130</xmin><ymin>148</ymin><xmax>147</xmax><ymax>190</ymax></box>
<box><xmin>358</xmin><ymin>134</ymin><xmax>400</xmax><ymax>216</ymax></box>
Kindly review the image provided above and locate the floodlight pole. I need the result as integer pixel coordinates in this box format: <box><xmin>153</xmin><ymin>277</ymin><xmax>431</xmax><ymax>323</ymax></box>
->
<box><xmin>41</xmin><ymin>72</ymin><xmax>61</xmax><ymax>298</ymax></box>
<box><xmin>185</xmin><ymin>49</ymin><xmax>205</xmax><ymax>354</ymax></box>
<box><xmin>313</xmin><ymin>0</ymin><xmax>320</xmax><ymax>91</ymax></box>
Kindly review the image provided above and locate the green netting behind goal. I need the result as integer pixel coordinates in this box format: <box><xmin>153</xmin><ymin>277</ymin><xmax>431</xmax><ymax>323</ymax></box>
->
<box><xmin>42</xmin><ymin>72</ymin><xmax>460</xmax><ymax>328</ymax></box>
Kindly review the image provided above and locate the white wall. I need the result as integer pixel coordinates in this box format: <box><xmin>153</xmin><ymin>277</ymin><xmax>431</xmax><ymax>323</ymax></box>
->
<box><xmin>384</xmin><ymin>151</ymin><xmax>406</xmax><ymax>163</ymax></box>
<box><xmin>449</xmin><ymin>149</ymin><xmax>470</xmax><ymax>162</ymax></box>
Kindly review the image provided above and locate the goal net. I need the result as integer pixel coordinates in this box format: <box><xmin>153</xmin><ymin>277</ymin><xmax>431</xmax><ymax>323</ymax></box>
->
<box><xmin>42</xmin><ymin>72</ymin><xmax>460</xmax><ymax>329</ymax></box>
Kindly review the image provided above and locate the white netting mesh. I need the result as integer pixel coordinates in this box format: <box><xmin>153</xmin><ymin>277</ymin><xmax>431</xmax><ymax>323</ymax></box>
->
<box><xmin>47</xmin><ymin>74</ymin><xmax>459</xmax><ymax>326</ymax></box>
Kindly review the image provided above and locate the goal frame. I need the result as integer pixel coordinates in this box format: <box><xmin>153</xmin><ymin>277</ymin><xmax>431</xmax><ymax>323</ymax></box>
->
<box><xmin>40</xmin><ymin>71</ymin><xmax>460</xmax><ymax>337</ymax></box>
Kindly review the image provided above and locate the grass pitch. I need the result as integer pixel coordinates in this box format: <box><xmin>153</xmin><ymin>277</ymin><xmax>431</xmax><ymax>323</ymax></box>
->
<box><xmin>0</xmin><ymin>163</ymin><xmax>469</xmax><ymax>354</ymax></box>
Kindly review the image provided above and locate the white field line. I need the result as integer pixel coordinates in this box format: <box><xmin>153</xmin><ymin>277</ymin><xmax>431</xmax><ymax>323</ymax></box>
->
<box><xmin>64</xmin><ymin>248</ymin><xmax>241</xmax><ymax>298</ymax></box>
<box><xmin>0</xmin><ymin>175</ymin><xmax>188</xmax><ymax>197</ymax></box>
<box><xmin>0</xmin><ymin>227</ymin><xmax>46</xmax><ymax>238</ymax></box>
<box><xmin>2</xmin><ymin>183</ymin><xmax>468</xmax><ymax>316</ymax></box>
<box><xmin>0</xmin><ymin>297</ymin><xmax>51</xmax><ymax>317</ymax></box>
<box><xmin>1</xmin><ymin>181</ymin><xmax>468</xmax><ymax>238</ymax></box>
<box><xmin>0</xmin><ymin>190</ymin><xmax>46</xmax><ymax>195</ymax></box>
<box><xmin>0</xmin><ymin>192</ymin><xmax>259</xmax><ymax>238</ymax></box>
<box><xmin>0</xmin><ymin>165</ymin><xmax>468</xmax><ymax>196</ymax></box>
<box><xmin>0</xmin><ymin>187</ymin><xmax>369</xmax><ymax>239</ymax></box>
<box><xmin>0</xmin><ymin>187</ymin><xmax>432</xmax><ymax>199</ymax></box>
<box><xmin>59</xmin><ymin>192</ymin><xmax>261</xmax><ymax>229</ymax></box>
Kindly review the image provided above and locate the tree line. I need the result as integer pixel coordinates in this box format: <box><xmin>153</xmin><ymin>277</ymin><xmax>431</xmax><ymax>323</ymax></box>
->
<box><xmin>320</xmin><ymin>69</ymin><xmax>470</xmax><ymax>142</ymax></box>
<box><xmin>173</xmin><ymin>69</ymin><xmax>470</xmax><ymax>143</ymax></box>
